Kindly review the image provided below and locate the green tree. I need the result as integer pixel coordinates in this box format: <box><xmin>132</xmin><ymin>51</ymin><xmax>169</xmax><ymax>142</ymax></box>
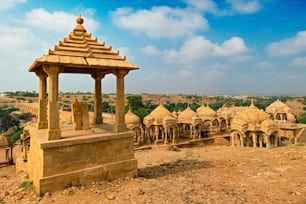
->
<box><xmin>126</xmin><ymin>95</ymin><xmax>144</xmax><ymax>111</ymax></box>
<box><xmin>0</xmin><ymin>115</ymin><xmax>20</xmax><ymax>132</ymax></box>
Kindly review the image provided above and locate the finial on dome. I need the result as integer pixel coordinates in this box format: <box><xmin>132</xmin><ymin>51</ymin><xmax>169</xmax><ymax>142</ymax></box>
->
<box><xmin>73</xmin><ymin>14</ymin><xmax>86</xmax><ymax>32</ymax></box>
<box><xmin>250</xmin><ymin>98</ymin><xmax>257</xmax><ymax>109</ymax></box>
<box><xmin>76</xmin><ymin>14</ymin><xmax>84</xmax><ymax>25</ymax></box>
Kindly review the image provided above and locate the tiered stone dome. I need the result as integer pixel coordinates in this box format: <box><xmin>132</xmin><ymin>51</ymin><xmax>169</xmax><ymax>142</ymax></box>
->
<box><xmin>29</xmin><ymin>16</ymin><xmax>138</xmax><ymax>73</ymax></box>
<box><xmin>178</xmin><ymin>106</ymin><xmax>197</xmax><ymax>124</ymax></box>
<box><xmin>266</xmin><ymin>99</ymin><xmax>290</xmax><ymax>114</ymax></box>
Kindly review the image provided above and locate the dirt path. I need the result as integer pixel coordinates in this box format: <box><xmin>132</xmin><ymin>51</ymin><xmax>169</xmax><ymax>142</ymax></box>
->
<box><xmin>1</xmin><ymin>145</ymin><xmax>306</xmax><ymax>204</ymax></box>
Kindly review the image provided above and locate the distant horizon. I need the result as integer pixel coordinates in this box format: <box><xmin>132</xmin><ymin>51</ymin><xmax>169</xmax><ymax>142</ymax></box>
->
<box><xmin>1</xmin><ymin>90</ymin><xmax>306</xmax><ymax>97</ymax></box>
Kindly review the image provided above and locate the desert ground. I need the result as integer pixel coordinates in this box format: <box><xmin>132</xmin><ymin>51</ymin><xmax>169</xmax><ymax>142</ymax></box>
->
<box><xmin>1</xmin><ymin>144</ymin><xmax>306</xmax><ymax>204</ymax></box>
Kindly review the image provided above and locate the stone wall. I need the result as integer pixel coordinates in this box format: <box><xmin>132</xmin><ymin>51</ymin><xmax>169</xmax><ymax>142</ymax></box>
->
<box><xmin>27</xmin><ymin>127</ymin><xmax>137</xmax><ymax>194</ymax></box>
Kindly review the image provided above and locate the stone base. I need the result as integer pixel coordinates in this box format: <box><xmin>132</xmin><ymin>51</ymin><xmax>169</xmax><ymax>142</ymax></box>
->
<box><xmin>26</xmin><ymin>126</ymin><xmax>137</xmax><ymax>195</ymax></box>
<box><xmin>93</xmin><ymin>116</ymin><xmax>103</xmax><ymax>125</ymax></box>
<box><xmin>37</xmin><ymin>121</ymin><xmax>48</xmax><ymax>129</ymax></box>
<box><xmin>15</xmin><ymin>156</ymin><xmax>27</xmax><ymax>172</ymax></box>
<box><xmin>47</xmin><ymin>129</ymin><xmax>61</xmax><ymax>140</ymax></box>
<box><xmin>113</xmin><ymin>123</ymin><xmax>128</xmax><ymax>132</ymax></box>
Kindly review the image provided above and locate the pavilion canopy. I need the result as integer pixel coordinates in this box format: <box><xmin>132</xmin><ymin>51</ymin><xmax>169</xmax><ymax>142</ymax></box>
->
<box><xmin>28</xmin><ymin>16</ymin><xmax>139</xmax><ymax>74</ymax></box>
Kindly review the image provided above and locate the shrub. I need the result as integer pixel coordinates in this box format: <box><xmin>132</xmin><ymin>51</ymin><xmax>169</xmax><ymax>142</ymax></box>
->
<box><xmin>18</xmin><ymin>180</ymin><xmax>33</xmax><ymax>191</ymax></box>
<box><xmin>10</xmin><ymin>128</ymin><xmax>23</xmax><ymax>144</ymax></box>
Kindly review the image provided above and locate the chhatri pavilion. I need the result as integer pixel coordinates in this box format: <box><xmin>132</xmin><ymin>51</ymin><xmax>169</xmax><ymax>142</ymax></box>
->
<box><xmin>21</xmin><ymin>16</ymin><xmax>139</xmax><ymax>194</ymax></box>
<box><xmin>29</xmin><ymin>15</ymin><xmax>138</xmax><ymax>138</ymax></box>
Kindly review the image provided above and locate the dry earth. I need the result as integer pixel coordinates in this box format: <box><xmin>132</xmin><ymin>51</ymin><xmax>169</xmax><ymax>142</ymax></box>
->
<box><xmin>1</xmin><ymin>145</ymin><xmax>306</xmax><ymax>204</ymax></box>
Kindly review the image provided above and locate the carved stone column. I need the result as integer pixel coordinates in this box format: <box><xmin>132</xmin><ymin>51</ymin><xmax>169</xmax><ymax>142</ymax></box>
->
<box><xmin>91</xmin><ymin>73</ymin><xmax>105</xmax><ymax>125</ymax></box>
<box><xmin>113</xmin><ymin>70</ymin><xmax>129</xmax><ymax>132</ymax></box>
<box><xmin>35</xmin><ymin>70</ymin><xmax>48</xmax><ymax>129</ymax></box>
<box><xmin>43</xmin><ymin>65</ymin><xmax>61</xmax><ymax>140</ymax></box>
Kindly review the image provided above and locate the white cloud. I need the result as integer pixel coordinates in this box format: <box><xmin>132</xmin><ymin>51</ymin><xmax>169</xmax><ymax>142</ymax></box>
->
<box><xmin>185</xmin><ymin>0</ymin><xmax>218</xmax><ymax>13</ymax></box>
<box><xmin>227</xmin><ymin>0</ymin><xmax>261</xmax><ymax>14</ymax></box>
<box><xmin>185</xmin><ymin>0</ymin><xmax>230</xmax><ymax>15</ymax></box>
<box><xmin>257</xmin><ymin>61</ymin><xmax>273</xmax><ymax>69</ymax></box>
<box><xmin>142</xmin><ymin>45</ymin><xmax>161</xmax><ymax>56</ymax></box>
<box><xmin>111</xmin><ymin>6</ymin><xmax>208</xmax><ymax>38</ymax></box>
<box><xmin>25</xmin><ymin>8</ymin><xmax>99</xmax><ymax>34</ymax></box>
<box><xmin>164</xmin><ymin>35</ymin><xmax>248</xmax><ymax>62</ymax></box>
<box><xmin>0</xmin><ymin>24</ymin><xmax>48</xmax><ymax>92</ymax></box>
<box><xmin>228</xmin><ymin>54</ymin><xmax>253</xmax><ymax>63</ymax></box>
<box><xmin>292</xmin><ymin>57</ymin><xmax>306</xmax><ymax>67</ymax></box>
<box><xmin>0</xmin><ymin>24</ymin><xmax>46</xmax><ymax>61</ymax></box>
<box><xmin>267</xmin><ymin>31</ymin><xmax>306</xmax><ymax>57</ymax></box>
<box><xmin>0</xmin><ymin>0</ymin><xmax>26</xmax><ymax>10</ymax></box>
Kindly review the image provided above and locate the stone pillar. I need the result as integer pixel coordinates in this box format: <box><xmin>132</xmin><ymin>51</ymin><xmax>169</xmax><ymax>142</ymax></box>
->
<box><xmin>91</xmin><ymin>73</ymin><xmax>105</xmax><ymax>125</ymax></box>
<box><xmin>35</xmin><ymin>71</ymin><xmax>48</xmax><ymax>129</ymax></box>
<box><xmin>231</xmin><ymin>132</ymin><xmax>235</xmax><ymax>146</ymax></box>
<box><xmin>43</xmin><ymin>65</ymin><xmax>61</xmax><ymax>140</ymax></box>
<box><xmin>240</xmin><ymin>133</ymin><xmax>244</xmax><ymax>147</ymax></box>
<box><xmin>252</xmin><ymin>132</ymin><xmax>257</xmax><ymax>147</ymax></box>
<box><xmin>113</xmin><ymin>70</ymin><xmax>129</xmax><ymax>132</ymax></box>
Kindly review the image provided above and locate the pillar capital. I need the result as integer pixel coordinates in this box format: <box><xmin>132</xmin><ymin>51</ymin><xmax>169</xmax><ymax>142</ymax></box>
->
<box><xmin>91</xmin><ymin>72</ymin><xmax>105</xmax><ymax>81</ymax></box>
<box><xmin>113</xmin><ymin>70</ymin><xmax>129</xmax><ymax>78</ymax></box>
<box><xmin>35</xmin><ymin>70</ymin><xmax>48</xmax><ymax>79</ymax></box>
<box><xmin>42</xmin><ymin>65</ymin><xmax>61</xmax><ymax>76</ymax></box>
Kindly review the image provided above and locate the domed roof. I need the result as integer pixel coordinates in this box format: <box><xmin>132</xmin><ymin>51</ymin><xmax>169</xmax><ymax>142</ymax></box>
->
<box><xmin>287</xmin><ymin>113</ymin><xmax>296</xmax><ymax>123</ymax></box>
<box><xmin>171</xmin><ymin>111</ymin><xmax>178</xmax><ymax>118</ymax></box>
<box><xmin>143</xmin><ymin>114</ymin><xmax>154</xmax><ymax>126</ymax></box>
<box><xmin>266</xmin><ymin>99</ymin><xmax>290</xmax><ymax>113</ymax></box>
<box><xmin>149</xmin><ymin>104</ymin><xmax>171</xmax><ymax>123</ymax></box>
<box><xmin>231</xmin><ymin>118</ymin><xmax>248</xmax><ymax>131</ymax></box>
<box><xmin>163</xmin><ymin>115</ymin><xmax>177</xmax><ymax>126</ymax></box>
<box><xmin>261</xmin><ymin>119</ymin><xmax>277</xmax><ymax>135</ymax></box>
<box><xmin>0</xmin><ymin>135</ymin><xmax>10</xmax><ymax>148</ymax></box>
<box><xmin>261</xmin><ymin>118</ymin><xmax>276</xmax><ymax>129</ymax></box>
<box><xmin>178</xmin><ymin>106</ymin><xmax>197</xmax><ymax>123</ymax></box>
<box><xmin>197</xmin><ymin>104</ymin><xmax>216</xmax><ymax>119</ymax></box>
<box><xmin>125</xmin><ymin>109</ymin><xmax>141</xmax><ymax>126</ymax></box>
<box><xmin>234</xmin><ymin>105</ymin><xmax>269</xmax><ymax>125</ymax></box>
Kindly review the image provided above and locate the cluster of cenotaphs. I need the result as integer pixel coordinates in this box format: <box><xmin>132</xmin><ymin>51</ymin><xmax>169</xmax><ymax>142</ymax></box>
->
<box><xmin>125</xmin><ymin>99</ymin><xmax>304</xmax><ymax>148</ymax></box>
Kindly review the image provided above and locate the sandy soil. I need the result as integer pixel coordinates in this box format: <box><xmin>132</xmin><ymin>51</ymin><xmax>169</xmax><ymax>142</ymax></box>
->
<box><xmin>1</xmin><ymin>144</ymin><xmax>306</xmax><ymax>204</ymax></box>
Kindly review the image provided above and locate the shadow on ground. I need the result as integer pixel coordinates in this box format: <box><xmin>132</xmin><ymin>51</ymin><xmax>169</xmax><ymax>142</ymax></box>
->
<box><xmin>138</xmin><ymin>159</ymin><xmax>214</xmax><ymax>179</ymax></box>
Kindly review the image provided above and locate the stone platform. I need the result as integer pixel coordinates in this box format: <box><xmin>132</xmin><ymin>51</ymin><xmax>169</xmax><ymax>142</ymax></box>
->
<box><xmin>26</xmin><ymin>124</ymin><xmax>137</xmax><ymax>195</ymax></box>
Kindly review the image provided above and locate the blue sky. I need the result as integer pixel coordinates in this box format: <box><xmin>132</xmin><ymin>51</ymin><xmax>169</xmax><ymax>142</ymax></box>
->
<box><xmin>1</xmin><ymin>0</ymin><xmax>306</xmax><ymax>95</ymax></box>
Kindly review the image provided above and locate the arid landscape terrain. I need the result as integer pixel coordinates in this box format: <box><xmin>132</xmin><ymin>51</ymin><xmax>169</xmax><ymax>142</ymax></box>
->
<box><xmin>1</xmin><ymin>144</ymin><xmax>306</xmax><ymax>204</ymax></box>
<box><xmin>1</xmin><ymin>93</ymin><xmax>306</xmax><ymax>204</ymax></box>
